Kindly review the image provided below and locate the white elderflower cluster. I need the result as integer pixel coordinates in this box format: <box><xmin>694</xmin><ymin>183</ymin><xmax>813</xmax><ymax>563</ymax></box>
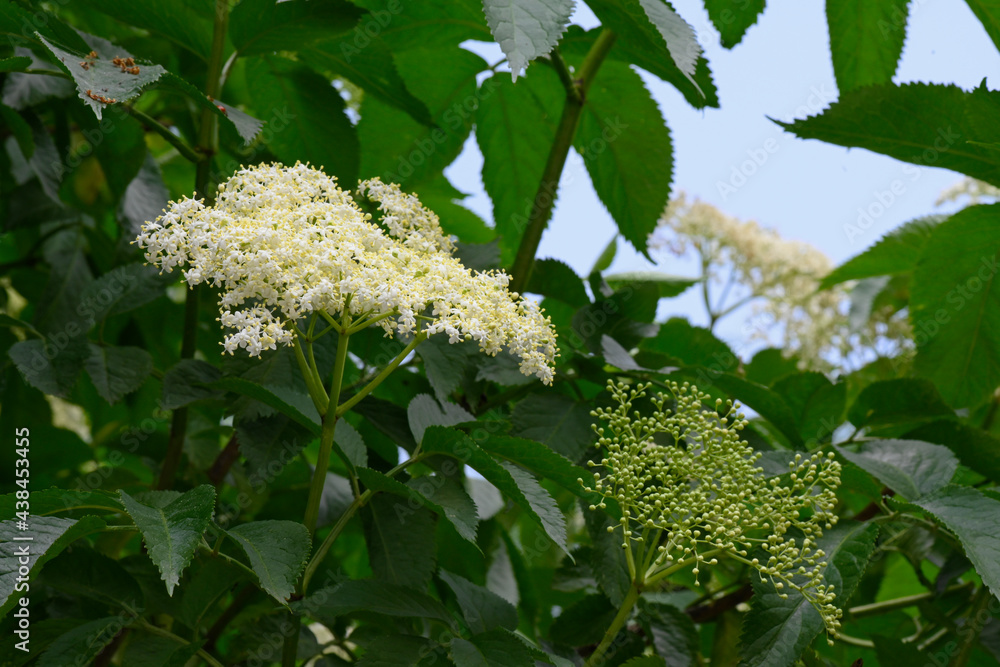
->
<box><xmin>651</xmin><ymin>192</ymin><xmax>910</xmax><ymax>368</ymax></box>
<box><xmin>582</xmin><ymin>381</ymin><xmax>843</xmax><ymax>636</ymax></box>
<box><xmin>135</xmin><ymin>163</ymin><xmax>557</xmax><ymax>383</ymax></box>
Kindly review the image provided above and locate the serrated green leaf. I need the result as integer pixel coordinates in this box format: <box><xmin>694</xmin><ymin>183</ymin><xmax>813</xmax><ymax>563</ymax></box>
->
<box><xmin>479</xmin><ymin>431</ymin><xmax>603</xmax><ymax>506</ymax></box>
<box><xmin>549</xmin><ymin>593</ymin><xmax>617</xmax><ymax>646</ymax></box>
<box><xmin>682</xmin><ymin>370</ymin><xmax>804</xmax><ymax>448</ymax></box>
<box><xmin>363</xmin><ymin>494</ymin><xmax>437</xmax><ymax>589</ymax></box>
<box><xmin>577</xmin><ymin>8</ymin><xmax>715</xmax><ymax>107</ymax></box>
<box><xmin>826</xmin><ymin>0</ymin><xmax>909</xmax><ymax>93</ymax></box>
<box><xmin>744</xmin><ymin>348</ymin><xmax>799</xmax><ymax>387</ymax></box>
<box><xmin>357</xmin><ymin>467</ymin><xmax>479</xmax><ymax>544</ymax></box>
<box><xmin>226</xmin><ymin>520</ymin><xmax>310</xmax><ymax>605</ymax></box>
<box><xmin>162</xmin><ymin>360</ymin><xmax>223</xmax><ymax>410</ymax></box>
<box><xmin>157</xmin><ymin>72</ymin><xmax>263</xmax><ymax>144</ymax></box>
<box><xmin>482</xmin><ymin>0</ymin><xmax>573</xmax><ymax>79</ymax></box>
<box><xmin>0</xmin><ymin>488</ymin><xmax>123</xmax><ymax>518</ymax></box>
<box><xmin>120</xmin><ymin>485</ymin><xmax>216</xmax><ymax>596</ymax></box>
<box><xmin>835</xmin><ymin>439</ymin><xmax>959</xmax><ymax>499</ymax></box>
<box><xmin>847</xmin><ymin>378</ymin><xmax>954</xmax><ymax>429</ymax></box>
<box><xmin>408</xmin><ymin>393</ymin><xmax>475</xmax><ymax>444</ymax></box>
<box><xmin>351</xmin><ymin>0</ymin><xmax>492</xmax><ymax>49</ymax></box>
<box><xmin>214</xmin><ymin>376</ymin><xmax>321</xmax><ymax>435</ymax></box>
<box><xmin>0</xmin><ymin>56</ymin><xmax>31</xmax><ymax>72</ymax></box>
<box><xmin>8</xmin><ymin>339</ymin><xmax>87</xmax><ymax>398</ymax></box>
<box><xmin>525</xmin><ymin>259</ymin><xmax>590</xmax><ymax>307</ymax></box>
<box><xmin>245</xmin><ymin>56</ymin><xmax>359</xmax><ymax>185</ymax></box>
<box><xmin>509</xmin><ymin>393</ymin><xmax>594</xmax><ymax>462</ymax></box>
<box><xmin>964</xmin><ymin>0</ymin><xmax>1000</xmax><ymax>54</ymax></box>
<box><xmin>740</xmin><ymin>522</ymin><xmax>878</xmax><ymax>667</ymax></box>
<box><xmin>704</xmin><ymin>0</ymin><xmax>766</xmax><ymax>48</ymax></box>
<box><xmin>79</xmin><ymin>263</ymin><xmax>172</xmax><ymax>325</ymax></box>
<box><xmin>772</xmin><ymin>372</ymin><xmax>845</xmax><ymax>443</ymax></box>
<box><xmin>604</xmin><ymin>271</ymin><xmax>696</xmax><ymax>298</ymax></box>
<box><xmin>640</xmin><ymin>318</ymin><xmax>735</xmax><ymax>368</ymax></box>
<box><xmin>83</xmin><ymin>344</ymin><xmax>153</xmax><ymax>404</ymax></box>
<box><xmin>36</xmin><ymin>616</ymin><xmax>130</xmax><ymax>667</ymax></box>
<box><xmin>913</xmin><ymin>485</ymin><xmax>1000</xmax><ymax>599</ymax></box>
<box><xmin>636</xmin><ymin>0</ymin><xmax>701</xmax><ymax>81</ymax></box>
<box><xmin>358</xmin><ymin>47</ymin><xmax>485</xmax><ymax>188</ymax></box>
<box><xmin>35</xmin><ymin>35</ymin><xmax>166</xmax><ymax>120</ymax></box>
<box><xmin>0</xmin><ymin>3</ymin><xmax>90</xmax><ymax>53</ymax></box>
<box><xmin>0</xmin><ymin>515</ymin><xmax>106</xmax><ymax>618</ymax></box>
<box><xmin>910</xmin><ymin>204</ymin><xmax>1000</xmax><ymax>408</ymax></box>
<box><xmin>450</xmin><ymin>629</ymin><xmax>544</xmax><ymax>667</ymax></box>
<box><xmin>778</xmin><ymin>83</ymin><xmax>1000</xmax><ymax>186</ymax></box>
<box><xmin>904</xmin><ymin>419</ymin><xmax>1000</xmax><ymax>484</ymax></box>
<box><xmin>306</xmin><ymin>34</ymin><xmax>434</xmax><ymax>127</ymax></box>
<box><xmin>0</xmin><ymin>103</ymin><xmax>32</xmax><ymax>157</ymax></box>
<box><xmin>40</xmin><ymin>547</ymin><xmax>143</xmax><ymax>610</ymax></box>
<box><xmin>229</xmin><ymin>0</ymin><xmax>361</xmax><ymax>56</ymax></box>
<box><xmin>439</xmin><ymin>570</ymin><xmax>518</xmax><ymax>633</ymax></box>
<box><xmin>73</xmin><ymin>0</ymin><xmax>212</xmax><ymax>59</ymax></box>
<box><xmin>500</xmin><ymin>461</ymin><xmax>569</xmax><ymax>556</ymax></box>
<box><xmin>638</xmin><ymin>599</ymin><xmax>698</xmax><ymax>667</ymax></box>
<box><xmin>476</xmin><ymin>67</ymin><xmax>563</xmax><ymax>264</ymax></box>
<box><xmin>821</xmin><ymin>215</ymin><xmax>943</xmax><ymax>289</ymax></box>
<box><xmin>583</xmin><ymin>506</ymin><xmax>631</xmax><ymax>606</ymax></box>
<box><xmin>422</xmin><ymin>426</ymin><xmax>572</xmax><ymax>550</ymax></box>
<box><xmin>574</xmin><ymin>60</ymin><xmax>672</xmax><ymax>258</ymax></box>
<box><xmin>300</xmin><ymin>579</ymin><xmax>455</xmax><ymax>625</ymax></box>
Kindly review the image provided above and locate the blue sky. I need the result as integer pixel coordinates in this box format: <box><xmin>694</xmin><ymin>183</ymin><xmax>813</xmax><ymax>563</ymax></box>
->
<box><xmin>447</xmin><ymin>0</ymin><xmax>1000</xmax><ymax>346</ymax></box>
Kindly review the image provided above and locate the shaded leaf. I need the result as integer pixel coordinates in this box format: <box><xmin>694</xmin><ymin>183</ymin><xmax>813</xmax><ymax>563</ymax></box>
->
<box><xmin>83</xmin><ymin>344</ymin><xmax>152</xmax><ymax>404</ymax></box>
<box><xmin>226</xmin><ymin>520</ymin><xmax>311</xmax><ymax>605</ymax></box>
<box><xmin>510</xmin><ymin>393</ymin><xmax>595</xmax><ymax>461</ymax></box>
<box><xmin>439</xmin><ymin>569</ymin><xmax>518</xmax><ymax>632</ymax></box>
<box><xmin>229</xmin><ymin>0</ymin><xmax>361</xmax><ymax>56</ymax></box>
<box><xmin>363</xmin><ymin>494</ymin><xmax>437</xmax><ymax>589</ymax></box>
<box><xmin>741</xmin><ymin>522</ymin><xmax>878</xmax><ymax>667</ymax></box>
<box><xmin>36</xmin><ymin>617</ymin><xmax>129</xmax><ymax>667</ymax></box>
<box><xmin>910</xmin><ymin>203</ymin><xmax>1000</xmax><ymax>407</ymax></box>
<box><xmin>913</xmin><ymin>485</ymin><xmax>1000</xmax><ymax>598</ymax></box>
<box><xmin>835</xmin><ymin>439</ymin><xmax>959</xmax><ymax>499</ymax></box>
<box><xmin>408</xmin><ymin>393</ymin><xmax>475</xmax><ymax>444</ymax></box>
<box><xmin>298</xmin><ymin>579</ymin><xmax>455</xmax><ymax>624</ymax></box>
<box><xmin>821</xmin><ymin>215</ymin><xmax>943</xmax><ymax>288</ymax></box>
<box><xmin>0</xmin><ymin>515</ymin><xmax>105</xmax><ymax>617</ymax></box>
<box><xmin>357</xmin><ymin>467</ymin><xmax>479</xmax><ymax>544</ymax></box>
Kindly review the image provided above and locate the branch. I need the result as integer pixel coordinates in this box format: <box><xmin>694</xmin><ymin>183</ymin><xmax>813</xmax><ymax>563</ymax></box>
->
<box><xmin>508</xmin><ymin>29</ymin><xmax>618</xmax><ymax>294</ymax></box>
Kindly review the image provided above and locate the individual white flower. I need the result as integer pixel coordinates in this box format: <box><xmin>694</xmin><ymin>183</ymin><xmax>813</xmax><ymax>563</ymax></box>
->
<box><xmin>135</xmin><ymin>163</ymin><xmax>558</xmax><ymax>384</ymax></box>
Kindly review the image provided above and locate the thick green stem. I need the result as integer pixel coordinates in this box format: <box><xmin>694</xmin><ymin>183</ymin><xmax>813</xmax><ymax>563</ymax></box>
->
<box><xmin>336</xmin><ymin>332</ymin><xmax>427</xmax><ymax>417</ymax></box>
<box><xmin>303</xmin><ymin>330</ymin><xmax>351</xmax><ymax>534</ymax></box>
<box><xmin>121</xmin><ymin>105</ymin><xmax>203</xmax><ymax>163</ymax></box>
<box><xmin>157</xmin><ymin>0</ymin><xmax>229</xmax><ymax>490</ymax></box>
<box><xmin>509</xmin><ymin>29</ymin><xmax>617</xmax><ymax>294</ymax></box>
<box><xmin>952</xmin><ymin>586</ymin><xmax>994</xmax><ymax>667</ymax></box>
<box><xmin>584</xmin><ymin>580</ymin><xmax>641</xmax><ymax>667</ymax></box>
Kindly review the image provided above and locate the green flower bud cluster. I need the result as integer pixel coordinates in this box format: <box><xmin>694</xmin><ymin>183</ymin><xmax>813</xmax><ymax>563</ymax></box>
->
<box><xmin>581</xmin><ymin>380</ymin><xmax>843</xmax><ymax>637</ymax></box>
